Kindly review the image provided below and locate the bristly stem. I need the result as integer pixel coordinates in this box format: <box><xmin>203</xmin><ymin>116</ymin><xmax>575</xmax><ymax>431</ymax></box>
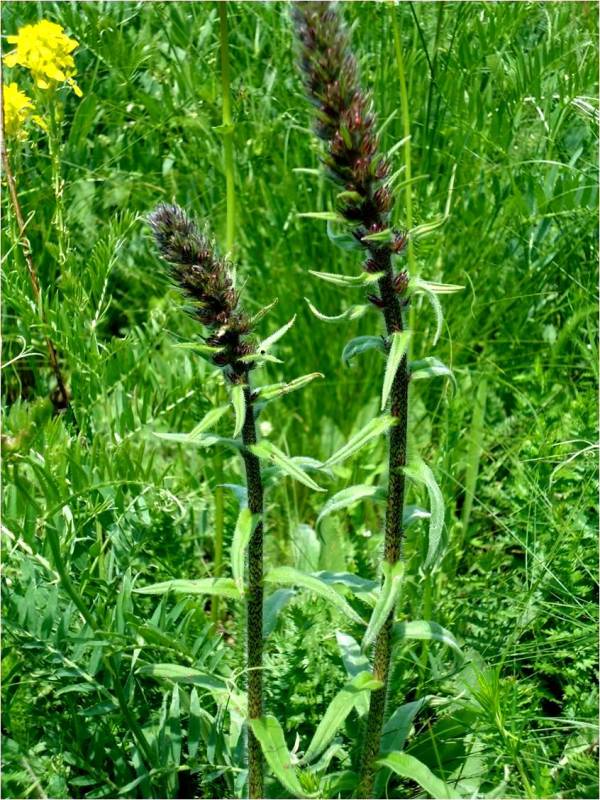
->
<box><xmin>241</xmin><ymin>382</ymin><xmax>264</xmax><ymax>800</ymax></box>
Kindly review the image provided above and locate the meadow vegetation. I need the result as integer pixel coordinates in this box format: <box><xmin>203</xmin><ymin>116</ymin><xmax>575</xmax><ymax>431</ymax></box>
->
<box><xmin>1</xmin><ymin>2</ymin><xmax>598</xmax><ymax>799</ymax></box>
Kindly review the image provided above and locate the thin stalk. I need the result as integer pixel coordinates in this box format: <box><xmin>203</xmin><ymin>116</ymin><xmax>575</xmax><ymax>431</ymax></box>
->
<box><xmin>219</xmin><ymin>2</ymin><xmax>235</xmax><ymax>256</ymax></box>
<box><xmin>240</xmin><ymin>382</ymin><xmax>264</xmax><ymax>799</ymax></box>
<box><xmin>358</xmin><ymin>254</ymin><xmax>409</xmax><ymax>798</ymax></box>
<box><xmin>212</xmin><ymin>2</ymin><xmax>236</xmax><ymax>622</ymax></box>
<box><xmin>0</xmin><ymin>76</ymin><xmax>70</xmax><ymax>411</ymax></box>
<box><xmin>47</xmin><ymin>101</ymin><xmax>68</xmax><ymax>274</ymax></box>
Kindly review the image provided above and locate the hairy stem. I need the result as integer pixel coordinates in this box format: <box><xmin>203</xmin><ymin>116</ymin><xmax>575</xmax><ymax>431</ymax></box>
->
<box><xmin>241</xmin><ymin>383</ymin><xmax>264</xmax><ymax>799</ymax></box>
<box><xmin>358</xmin><ymin>253</ymin><xmax>409</xmax><ymax>798</ymax></box>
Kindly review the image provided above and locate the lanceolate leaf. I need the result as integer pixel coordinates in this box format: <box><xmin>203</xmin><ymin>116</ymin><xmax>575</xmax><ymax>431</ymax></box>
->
<box><xmin>305</xmin><ymin>297</ymin><xmax>371</xmax><ymax>323</ymax></box>
<box><xmin>409</xmin><ymin>357</ymin><xmax>456</xmax><ymax>389</ymax></box>
<box><xmin>137</xmin><ymin>664</ymin><xmax>226</xmax><ymax>691</ymax></box>
<box><xmin>411</xmin><ymin>278</ymin><xmax>443</xmax><ymax>345</ymax></box>
<box><xmin>258</xmin><ymin>372</ymin><xmax>324</xmax><ymax>402</ymax></box>
<box><xmin>327</xmin><ymin>219</ymin><xmax>362</xmax><ymax>251</ymax></box>
<box><xmin>403</xmin><ymin>505</ymin><xmax>431</xmax><ymax>528</ymax></box>
<box><xmin>230</xmin><ymin>508</ymin><xmax>258</xmax><ymax>594</ymax></box>
<box><xmin>154</xmin><ymin>404</ymin><xmax>229</xmax><ymax>443</ymax></box>
<box><xmin>134</xmin><ymin>577</ymin><xmax>241</xmax><ymax>599</ymax></box>
<box><xmin>342</xmin><ymin>336</ymin><xmax>386</xmax><ymax>366</ymax></box>
<box><xmin>381</xmin><ymin>331</ymin><xmax>412</xmax><ymax>410</ymax></box>
<box><xmin>249</xmin><ymin>716</ymin><xmax>309</xmax><ymax>798</ymax></box>
<box><xmin>380</xmin><ymin>696</ymin><xmax>432</xmax><ymax>754</ymax></box>
<box><xmin>263</xmin><ymin>588</ymin><xmax>296</xmax><ymax>637</ymax></box>
<box><xmin>265</xmin><ymin>566</ymin><xmax>365</xmax><ymax>626</ymax></box>
<box><xmin>230</xmin><ymin>384</ymin><xmax>246</xmax><ymax>438</ymax></box>
<box><xmin>309</xmin><ymin>270</ymin><xmax>383</xmax><ymax>288</ymax></box>
<box><xmin>404</xmin><ymin>460</ymin><xmax>445</xmax><ymax>569</ymax></box>
<box><xmin>393</xmin><ymin>620</ymin><xmax>464</xmax><ymax>662</ymax></box>
<box><xmin>336</xmin><ymin>631</ymin><xmax>371</xmax><ymax>678</ymax></box>
<box><xmin>298</xmin><ymin>210</ymin><xmax>344</xmax><ymax>222</ymax></box>
<box><xmin>301</xmin><ymin>672</ymin><xmax>383</xmax><ymax>765</ymax></box>
<box><xmin>417</xmin><ymin>280</ymin><xmax>464</xmax><ymax>294</ymax></box>
<box><xmin>377</xmin><ymin>752</ymin><xmax>460</xmax><ymax>799</ymax></box>
<box><xmin>316</xmin><ymin>484</ymin><xmax>386</xmax><ymax>525</ymax></box>
<box><xmin>155</xmin><ymin>431</ymin><xmax>241</xmax><ymax>451</ymax></box>
<box><xmin>323</xmin><ymin>415</ymin><xmax>397</xmax><ymax>469</ymax></box>
<box><xmin>259</xmin><ymin>315</ymin><xmax>296</xmax><ymax>352</ymax></box>
<box><xmin>362</xmin><ymin>562</ymin><xmax>404</xmax><ymax>651</ymax></box>
<box><xmin>249</xmin><ymin>440</ymin><xmax>325</xmax><ymax>492</ymax></box>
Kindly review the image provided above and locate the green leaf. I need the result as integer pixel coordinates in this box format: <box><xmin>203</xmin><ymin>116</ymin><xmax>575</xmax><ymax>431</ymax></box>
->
<box><xmin>411</xmin><ymin>278</ymin><xmax>443</xmax><ymax>345</ymax></box>
<box><xmin>403</xmin><ymin>505</ymin><xmax>431</xmax><ymax>528</ymax></box>
<box><xmin>315</xmin><ymin>571</ymin><xmax>379</xmax><ymax>595</ymax></box>
<box><xmin>134</xmin><ymin>577</ymin><xmax>241</xmax><ymax>599</ymax></box>
<box><xmin>377</xmin><ymin>752</ymin><xmax>460</xmax><ymax>798</ymax></box>
<box><xmin>259</xmin><ymin>315</ymin><xmax>296</xmax><ymax>352</ymax></box>
<box><xmin>305</xmin><ymin>297</ymin><xmax>371</xmax><ymax>323</ymax></box>
<box><xmin>362</xmin><ymin>562</ymin><xmax>404</xmax><ymax>651</ymax></box>
<box><xmin>249</xmin><ymin>716</ymin><xmax>310</xmax><ymax>798</ymax></box>
<box><xmin>327</xmin><ymin>220</ymin><xmax>362</xmax><ymax>251</ymax></box>
<box><xmin>298</xmin><ymin>210</ymin><xmax>345</xmax><ymax>222</ymax></box>
<box><xmin>417</xmin><ymin>280</ymin><xmax>464</xmax><ymax>294</ymax></box>
<box><xmin>154</xmin><ymin>404</ymin><xmax>229</xmax><ymax>443</ymax></box>
<box><xmin>258</xmin><ymin>372</ymin><xmax>324</xmax><ymax>402</ymax></box>
<box><xmin>393</xmin><ymin>620</ymin><xmax>464</xmax><ymax>662</ymax></box>
<box><xmin>137</xmin><ymin>664</ymin><xmax>226</xmax><ymax>691</ymax></box>
<box><xmin>249</xmin><ymin>440</ymin><xmax>325</xmax><ymax>492</ymax></box>
<box><xmin>381</xmin><ymin>331</ymin><xmax>412</xmax><ymax>410</ymax></box>
<box><xmin>336</xmin><ymin>631</ymin><xmax>371</xmax><ymax>679</ymax></box>
<box><xmin>230</xmin><ymin>384</ymin><xmax>246</xmax><ymax>438</ymax></box>
<box><xmin>301</xmin><ymin>672</ymin><xmax>382</xmax><ymax>765</ymax></box>
<box><xmin>380</xmin><ymin>697</ymin><xmax>431</xmax><ymax>754</ymax></box>
<box><xmin>404</xmin><ymin>460</ymin><xmax>445</xmax><ymax>569</ymax></box>
<box><xmin>342</xmin><ymin>336</ymin><xmax>386</xmax><ymax>366</ymax></box>
<box><xmin>250</xmin><ymin>298</ymin><xmax>278</xmax><ymax>325</ymax></box>
<box><xmin>155</xmin><ymin>431</ymin><xmax>241</xmax><ymax>451</ymax></box>
<box><xmin>171</xmin><ymin>341</ymin><xmax>224</xmax><ymax>355</ymax></box>
<box><xmin>230</xmin><ymin>508</ymin><xmax>258</xmax><ymax>594</ymax></box>
<box><xmin>323</xmin><ymin>415</ymin><xmax>397</xmax><ymax>469</ymax></box>
<box><xmin>410</xmin><ymin>357</ymin><xmax>456</xmax><ymax>388</ymax></box>
<box><xmin>361</xmin><ymin>227</ymin><xmax>394</xmax><ymax>244</ymax></box>
<box><xmin>309</xmin><ymin>270</ymin><xmax>383</xmax><ymax>288</ymax></box>
<box><xmin>265</xmin><ymin>566</ymin><xmax>365</xmax><ymax>626</ymax></box>
<box><xmin>188</xmin><ymin>688</ymin><xmax>203</xmax><ymax>759</ymax></box>
<box><xmin>263</xmin><ymin>588</ymin><xmax>296</xmax><ymax>637</ymax></box>
<box><xmin>317</xmin><ymin>484</ymin><xmax>385</xmax><ymax>525</ymax></box>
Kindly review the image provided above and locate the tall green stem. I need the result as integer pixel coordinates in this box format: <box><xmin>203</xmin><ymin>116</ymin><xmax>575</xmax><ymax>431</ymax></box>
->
<box><xmin>241</xmin><ymin>383</ymin><xmax>264</xmax><ymax>799</ymax></box>
<box><xmin>358</xmin><ymin>253</ymin><xmax>409</xmax><ymax>797</ymax></box>
<box><xmin>213</xmin><ymin>2</ymin><xmax>236</xmax><ymax>623</ymax></box>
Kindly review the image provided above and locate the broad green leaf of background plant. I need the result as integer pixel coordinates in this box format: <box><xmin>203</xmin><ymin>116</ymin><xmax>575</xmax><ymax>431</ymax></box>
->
<box><xmin>362</xmin><ymin>561</ymin><xmax>404</xmax><ymax>651</ymax></box>
<box><xmin>381</xmin><ymin>330</ymin><xmax>412</xmax><ymax>410</ymax></box>
<box><xmin>316</xmin><ymin>484</ymin><xmax>386</xmax><ymax>525</ymax></box>
<box><xmin>377</xmin><ymin>752</ymin><xmax>460</xmax><ymax>799</ymax></box>
<box><xmin>404</xmin><ymin>459</ymin><xmax>445</xmax><ymax>569</ymax></box>
<box><xmin>380</xmin><ymin>696</ymin><xmax>432</xmax><ymax>754</ymax></box>
<box><xmin>249</xmin><ymin>715</ymin><xmax>310</xmax><ymax>798</ymax></box>
<box><xmin>249</xmin><ymin>440</ymin><xmax>324</xmax><ymax>491</ymax></box>
<box><xmin>301</xmin><ymin>671</ymin><xmax>383</xmax><ymax>765</ymax></box>
<box><xmin>409</xmin><ymin>356</ymin><xmax>456</xmax><ymax>389</ymax></box>
<box><xmin>393</xmin><ymin>620</ymin><xmax>464</xmax><ymax>663</ymax></box>
<box><xmin>323</xmin><ymin>415</ymin><xmax>397</xmax><ymax>468</ymax></box>
<box><xmin>264</xmin><ymin>566</ymin><xmax>365</xmax><ymax>626</ymax></box>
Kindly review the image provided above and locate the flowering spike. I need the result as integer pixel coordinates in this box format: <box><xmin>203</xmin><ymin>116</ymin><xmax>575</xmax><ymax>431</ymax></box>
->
<box><xmin>148</xmin><ymin>203</ymin><xmax>254</xmax><ymax>378</ymax></box>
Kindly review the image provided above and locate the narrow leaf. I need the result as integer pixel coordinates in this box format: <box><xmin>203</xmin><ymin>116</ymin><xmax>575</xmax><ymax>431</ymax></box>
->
<box><xmin>259</xmin><ymin>372</ymin><xmax>324</xmax><ymax>402</ymax></box>
<box><xmin>377</xmin><ymin>752</ymin><xmax>460</xmax><ymax>799</ymax></box>
<box><xmin>301</xmin><ymin>672</ymin><xmax>382</xmax><ymax>765</ymax></box>
<box><xmin>323</xmin><ymin>415</ymin><xmax>397</xmax><ymax>469</ymax></box>
<box><xmin>250</xmin><ymin>440</ymin><xmax>325</xmax><ymax>492</ymax></box>
<box><xmin>362</xmin><ymin>562</ymin><xmax>404</xmax><ymax>651</ymax></box>
<box><xmin>231</xmin><ymin>384</ymin><xmax>246</xmax><ymax>438</ymax></box>
<box><xmin>250</xmin><ymin>298</ymin><xmax>278</xmax><ymax>325</ymax></box>
<box><xmin>134</xmin><ymin>577</ymin><xmax>241</xmax><ymax>599</ymax></box>
<box><xmin>404</xmin><ymin>460</ymin><xmax>445</xmax><ymax>569</ymax></box>
<box><xmin>305</xmin><ymin>297</ymin><xmax>370</xmax><ymax>324</ymax></box>
<box><xmin>137</xmin><ymin>664</ymin><xmax>226</xmax><ymax>691</ymax></box>
<box><xmin>309</xmin><ymin>270</ymin><xmax>383</xmax><ymax>288</ymax></box>
<box><xmin>342</xmin><ymin>336</ymin><xmax>386</xmax><ymax>366</ymax></box>
<box><xmin>317</xmin><ymin>484</ymin><xmax>385</xmax><ymax>525</ymax></box>
<box><xmin>249</xmin><ymin>716</ymin><xmax>309</xmax><ymax>798</ymax></box>
<box><xmin>403</xmin><ymin>505</ymin><xmax>431</xmax><ymax>528</ymax></box>
<box><xmin>393</xmin><ymin>620</ymin><xmax>464</xmax><ymax>662</ymax></box>
<box><xmin>155</xmin><ymin>404</ymin><xmax>229</xmax><ymax>443</ymax></box>
<box><xmin>231</xmin><ymin>508</ymin><xmax>258</xmax><ymax>594</ymax></box>
<box><xmin>259</xmin><ymin>315</ymin><xmax>296</xmax><ymax>352</ymax></box>
<box><xmin>411</xmin><ymin>279</ymin><xmax>444</xmax><ymax>345</ymax></box>
<box><xmin>336</xmin><ymin>631</ymin><xmax>370</xmax><ymax>679</ymax></box>
<box><xmin>380</xmin><ymin>697</ymin><xmax>432</xmax><ymax>754</ymax></box>
<box><xmin>298</xmin><ymin>210</ymin><xmax>344</xmax><ymax>222</ymax></box>
<box><xmin>265</xmin><ymin>566</ymin><xmax>365</xmax><ymax>626</ymax></box>
<box><xmin>418</xmin><ymin>280</ymin><xmax>464</xmax><ymax>294</ymax></box>
<box><xmin>381</xmin><ymin>331</ymin><xmax>412</xmax><ymax>410</ymax></box>
<box><xmin>155</xmin><ymin>431</ymin><xmax>241</xmax><ymax>451</ymax></box>
<box><xmin>410</xmin><ymin>357</ymin><xmax>456</xmax><ymax>389</ymax></box>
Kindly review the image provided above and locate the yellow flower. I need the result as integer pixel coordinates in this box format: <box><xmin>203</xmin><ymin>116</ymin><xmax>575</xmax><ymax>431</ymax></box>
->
<box><xmin>3</xmin><ymin>82</ymin><xmax>37</xmax><ymax>139</ymax></box>
<box><xmin>4</xmin><ymin>20</ymin><xmax>82</xmax><ymax>97</ymax></box>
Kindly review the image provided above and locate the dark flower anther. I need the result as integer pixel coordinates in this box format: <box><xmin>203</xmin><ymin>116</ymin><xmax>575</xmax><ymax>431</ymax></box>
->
<box><xmin>148</xmin><ymin>203</ymin><xmax>254</xmax><ymax>379</ymax></box>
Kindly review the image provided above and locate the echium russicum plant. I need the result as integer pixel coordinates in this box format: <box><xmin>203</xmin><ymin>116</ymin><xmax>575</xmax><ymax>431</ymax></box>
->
<box><xmin>148</xmin><ymin>203</ymin><xmax>324</xmax><ymax>799</ymax></box>
<box><xmin>293</xmin><ymin>3</ymin><xmax>462</xmax><ymax>797</ymax></box>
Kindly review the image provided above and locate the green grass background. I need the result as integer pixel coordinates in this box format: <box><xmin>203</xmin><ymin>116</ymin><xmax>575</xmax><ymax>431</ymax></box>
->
<box><xmin>2</xmin><ymin>2</ymin><xmax>598</xmax><ymax>798</ymax></box>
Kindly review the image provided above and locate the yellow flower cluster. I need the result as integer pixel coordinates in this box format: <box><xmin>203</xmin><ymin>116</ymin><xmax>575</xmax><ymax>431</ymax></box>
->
<box><xmin>2</xmin><ymin>82</ymin><xmax>46</xmax><ymax>140</ymax></box>
<box><xmin>4</xmin><ymin>20</ymin><xmax>82</xmax><ymax>97</ymax></box>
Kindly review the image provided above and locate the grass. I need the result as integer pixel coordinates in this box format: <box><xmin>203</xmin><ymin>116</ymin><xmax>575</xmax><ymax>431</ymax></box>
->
<box><xmin>1</xmin><ymin>2</ymin><xmax>598</xmax><ymax>798</ymax></box>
